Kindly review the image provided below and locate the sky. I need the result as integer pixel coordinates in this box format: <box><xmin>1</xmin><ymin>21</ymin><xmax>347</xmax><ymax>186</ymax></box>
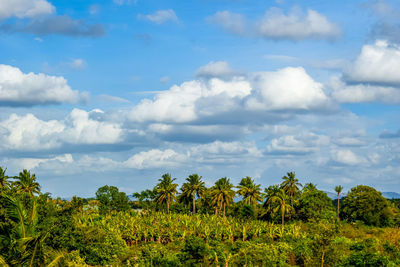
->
<box><xmin>0</xmin><ymin>0</ymin><xmax>399</xmax><ymax>198</ymax></box>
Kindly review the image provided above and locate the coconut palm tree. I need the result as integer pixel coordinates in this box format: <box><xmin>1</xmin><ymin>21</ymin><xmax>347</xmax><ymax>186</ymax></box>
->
<box><xmin>181</xmin><ymin>174</ymin><xmax>206</xmax><ymax>214</ymax></box>
<box><xmin>280</xmin><ymin>172</ymin><xmax>302</xmax><ymax>207</ymax></box>
<box><xmin>266</xmin><ymin>189</ymin><xmax>293</xmax><ymax>226</ymax></box>
<box><xmin>210</xmin><ymin>177</ymin><xmax>235</xmax><ymax>217</ymax></box>
<box><xmin>155</xmin><ymin>173</ymin><xmax>178</xmax><ymax>214</ymax></box>
<box><xmin>334</xmin><ymin>185</ymin><xmax>343</xmax><ymax>220</ymax></box>
<box><xmin>237</xmin><ymin>176</ymin><xmax>263</xmax><ymax>207</ymax></box>
<box><xmin>13</xmin><ymin>169</ymin><xmax>41</xmax><ymax>197</ymax></box>
<box><xmin>0</xmin><ymin>167</ymin><xmax>10</xmax><ymax>190</ymax></box>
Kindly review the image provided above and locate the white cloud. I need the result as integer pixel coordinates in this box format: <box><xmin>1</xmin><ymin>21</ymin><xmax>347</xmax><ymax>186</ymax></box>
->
<box><xmin>196</xmin><ymin>61</ymin><xmax>239</xmax><ymax>78</ymax></box>
<box><xmin>267</xmin><ymin>132</ymin><xmax>329</xmax><ymax>154</ymax></box>
<box><xmin>344</xmin><ymin>40</ymin><xmax>400</xmax><ymax>84</ymax></box>
<box><xmin>137</xmin><ymin>9</ymin><xmax>178</xmax><ymax>24</ymax></box>
<box><xmin>257</xmin><ymin>7</ymin><xmax>340</xmax><ymax>40</ymax></box>
<box><xmin>0</xmin><ymin>64</ymin><xmax>85</xmax><ymax>106</ymax></box>
<box><xmin>330</xmin><ymin>75</ymin><xmax>400</xmax><ymax>104</ymax></box>
<box><xmin>206</xmin><ymin>11</ymin><xmax>246</xmax><ymax>35</ymax></box>
<box><xmin>0</xmin><ymin>109</ymin><xmax>124</xmax><ymax>151</ymax></box>
<box><xmin>0</xmin><ymin>0</ymin><xmax>55</xmax><ymax>20</ymax></box>
<box><xmin>124</xmin><ymin>149</ymin><xmax>186</xmax><ymax>169</ymax></box>
<box><xmin>246</xmin><ymin>67</ymin><xmax>329</xmax><ymax>111</ymax></box>
<box><xmin>191</xmin><ymin>141</ymin><xmax>263</xmax><ymax>158</ymax></box>
<box><xmin>331</xmin><ymin>149</ymin><xmax>366</xmax><ymax>165</ymax></box>
<box><xmin>129</xmin><ymin>65</ymin><xmax>330</xmax><ymax>124</ymax></box>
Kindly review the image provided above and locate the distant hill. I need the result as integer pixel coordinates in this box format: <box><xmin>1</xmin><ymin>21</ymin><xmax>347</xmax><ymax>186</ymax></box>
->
<box><xmin>324</xmin><ymin>191</ymin><xmax>400</xmax><ymax>199</ymax></box>
<box><xmin>382</xmin><ymin>192</ymin><xmax>400</xmax><ymax>199</ymax></box>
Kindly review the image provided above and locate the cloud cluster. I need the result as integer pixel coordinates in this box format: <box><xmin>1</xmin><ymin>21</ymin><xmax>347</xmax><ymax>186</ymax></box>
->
<box><xmin>0</xmin><ymin>64</ymin><xmax>85</xmax><ymax>106</ymax></box>
<box><xmin>344</xmin><ymin>40</ymin><xmax>400</xmax><ymax>84</ymax></box>
<box><xmin>257</xmin><ymin>7</ymin><xmax>340</xmax><ymax>41</ymax></box>
<box><xmin>0</xmin><ymin>0</ymin><xmax>54</xmax><ymax>20</ymax></box>
<box><xmin>0</xmin><ymin>109</ymin><xmax>123</xmax><ymax>151</ymax></box>
<box><xmin>129</xmin><ymin>65</ymin><xmax>330</xmax><ymax>125</ymax></box>
<box><xmin>208</xmin><ymin>7</ymin><xmax>340</xmax><ymax>41</ymax></box>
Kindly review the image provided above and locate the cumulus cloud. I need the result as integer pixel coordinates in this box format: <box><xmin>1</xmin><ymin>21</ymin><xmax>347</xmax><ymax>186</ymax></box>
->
<box><xmin>0</xmin><ymin>64</ymin><xmax>85</xmax><ymax>106</ymax></box>
<box><xmin>128</xmin><ymin>63</ymin><xmax>330</xmax><ymax>125</ymax></box>
<box><xmin>257</xmin><ymin>7</ymin><xmax>340</xmax><ymax>41</ymax></box>
<box><xmin>0</xmin><ymin>109</ymin><xmax>124</xmax><ymax>151</ymax></box>
<box><xmin>344</xmin><ymin>40</ymin><xmax>400</xmax><ymax>84</ymax></box>
<box><xmin>246</xmin><ymin>67</ymin><xmax>329</xmax><ymax>111</ymax></box>
<box><xmin>137</xmin><ymin>9</ymin><xmax>178</xmax><ymax>24</ymax></box>
<box><xmin>330</xmin><ymin>75</ymin><xmax>400</xmax><ymax>104</ymax></box>
<box><xmin>0</xmin><ymin>0</ymin><xmax>55</xmax><ymax>20</ymax></box>
<box><xmin>331</xmin><ymin>149</ymin><xmax>366</xmax><ymax>165</ymax></box>
<box><xmin>206</xmin><ymin>11</ymin><xmax>246</xmax><ymax>35</ymax></box>
<box><xmin>0</xmin><ymin>15</ymin><xmax>105</xmax><ymax>37</ymax></box>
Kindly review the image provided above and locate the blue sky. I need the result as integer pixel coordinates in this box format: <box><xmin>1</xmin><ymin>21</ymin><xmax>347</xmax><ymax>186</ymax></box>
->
<box><xmin>0</xmin><ymin>0</ymin><xmax>399</xmax><ymax>197</ymax></box>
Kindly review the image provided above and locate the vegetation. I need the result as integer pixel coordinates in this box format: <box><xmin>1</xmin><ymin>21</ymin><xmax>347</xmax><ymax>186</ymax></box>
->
<box><xmin>1</xmin><ymin>168</ymin><xmax>400</xmax><ymax>266</ymax></box>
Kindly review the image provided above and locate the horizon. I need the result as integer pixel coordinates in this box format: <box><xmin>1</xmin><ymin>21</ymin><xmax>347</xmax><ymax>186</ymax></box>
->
<box><xmin>0</xmin><ymin>0</ymin><xmax>400</xmax><ymax>198</ymax></box>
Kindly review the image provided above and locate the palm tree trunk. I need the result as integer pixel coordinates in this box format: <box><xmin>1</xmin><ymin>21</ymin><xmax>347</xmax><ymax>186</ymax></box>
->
<box><xmin>193</xmin><ymin>192</ymin><xmax>196</xmax><ymax>214</ymax></box>
<box><xmin>223</xmin><ymin>202</ymin><xmax>226</xmax><ymax>218</ymax></box>
<box><xmin>337</xmin><ymin>193</ymin><xmax>340</xmax><ymax>220</ymax></box>
<box><xmin>167</xmin><ymin>201</ymin><xmax>170</xmax><ymax>214</ymax></box>
<box><xmin>281</xmin><ymin>209</ymin><xmax>285</xmax><ymax>227</ymax></box>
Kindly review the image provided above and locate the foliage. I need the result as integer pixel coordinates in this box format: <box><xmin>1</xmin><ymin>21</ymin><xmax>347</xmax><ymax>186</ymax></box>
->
<box><xmin>342</xmin><ymin>185</ymin><xmax>394</xmax><ymax>226</ymax></box>
<box><xmin>96</xmin><ymin>185</ymin><xmax>130</xmax><ymax>215</ymax></box>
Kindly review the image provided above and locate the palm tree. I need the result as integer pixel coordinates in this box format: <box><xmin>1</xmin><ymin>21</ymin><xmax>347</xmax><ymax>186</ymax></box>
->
<box><xmin>266</xmin><ymin>189</ymin><xmax>293</xmax><ymax>226</ymax></box>
<box><xmin>155</xmin><ymin>173</ymin><xmax>178</xmax><ymax>214</ymax></box>
<box><xmin>280</xmin><ymin>172</ymin><xmax>302</xmax><ymax>207</ymax></box>
<box><xmin>181</xmin><ymin>174</ymin><xmax>206</xmax><ymax>214</ymax></box>
<box><xmin>334</xmin><ymin>185</ymin><xmax>343</xmax><ymax>220</ymax></box>
<box><xmin>13</xmin><ymin>169</ymin><xmax>41</xmax><ymax>197</ymax></box>
<box><xmin>210</xmin><ymin>177</ymin><xmax>235</xmax><ymax>217</ymax></box>
<box><xmin>237</xmin><ymin>176</ymin><xmax>263</xmax><ymax>207</ymax></box>
<box><xmin>0</xmin><ymin>167</ymin><xmax>10</xmax><ymax>190</ymax></box>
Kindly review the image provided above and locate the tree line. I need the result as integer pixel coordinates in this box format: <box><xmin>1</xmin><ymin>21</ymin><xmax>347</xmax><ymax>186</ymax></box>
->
<box><xmin>1</xmin><ymin>167</ymin><xmax>400</xmax><ymax>266</ymax></box>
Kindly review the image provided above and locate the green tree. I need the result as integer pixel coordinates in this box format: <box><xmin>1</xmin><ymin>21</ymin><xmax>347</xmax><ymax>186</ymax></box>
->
<box><xmin>181</xmin><ymin>174</ymin><xmax>206</xmax><ymax>214</ymax></box>
<box><xmin>237</xmin><ymin>176</ymin><xmax>263</xmax><ymax>207</ymax></box>
<box><xmin>155</xmin><ymin>173</ymin><xmax>178</xmax><ymax>214</ymax></box>
<box><xmin>0</xmin><ymin>167</ymin><xmax>10</xmax><ymax>190</ymax></box>
<box><xmin>266</xmin><ymin>189</ymin><xmax>293</xmax><ymax>226</ymax></box>
<box><xmin>297</xmin><ymin>186</ymin><xmax>335</xmax><ymax>221</ymax></box>
<box><xmin>280</xmin><ymin>171</ymin><xmax>302</xmax><ymax>207</ymax></box>
<box><xmin>13</xmin><ymin>169</ymin><xmax>41</xmax><ymax>197</ymax></box>
<box><xmin>95</xmin><ymin>185</ymin><xmax>130</xmax><ymax>215</ymax></box>
<box><xmin>210</xmin><ymin>177</ymin><xmax>235</xmax><ymax>217</ymax></box>
<box><xmin>342</xmin><ymin>185</ymin><xmax>394</xmax><ymax>226</ymax></box>
<box><xmin>334</xmin><ymin>185</ymin><xmax>343</xmax><ymax>220</ymax></box>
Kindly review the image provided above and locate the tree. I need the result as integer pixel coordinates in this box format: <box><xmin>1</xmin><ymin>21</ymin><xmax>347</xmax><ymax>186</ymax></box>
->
<box><xmin>334</xmin><ymin>185</ymin><xmax>343</xmax><ymax>220</ymax></box>
<box><xmin>266</xmin><ymin>189</ymin><xmax>293</xmax><ymax>226</ymax></box>
<box><xmin>95</xmin><ymin>185</ymin><xmax>130</xmax><ymax>215</ymax></box>
<box><xmin>237</xmin><ymin>176</ymin><xmax>263</xmax><ymax>207</ymax></box>
<box><xmin>155</xmin><ymin>173</ymin><xmax>178</xmax><ymax>214</ymax></box>
<box><xmin>280</xmin><ymin>172</ymin><xmax>302</xmax><ymax>207</ymax></box>
<box><xmin>0</xmin><ymin>167</ymin><xmax>10</xmax><ymax>190</ymax></box>
<box><xmin>13</xmin><ymin>169</ymin><xmax>41</xmax><ymax>197</ymax></box>
<box><xmin>342</xmin><ymin>185</ymin><xmax>394</xmax><ymax>226</ymax></box>
<box><xmin>181</xmin><ymin>174</ymin><xmax>206</xmax><ymax>214</ymax></box>
<box><xmin>210</xmin><ymin>177</ymin><xmax>235</xmax><ymax>217</ymax></box>
<box><xmin>297</xmin><ymin>186</ymin><xmax>335</xmax><ymax>221</ymax></box>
